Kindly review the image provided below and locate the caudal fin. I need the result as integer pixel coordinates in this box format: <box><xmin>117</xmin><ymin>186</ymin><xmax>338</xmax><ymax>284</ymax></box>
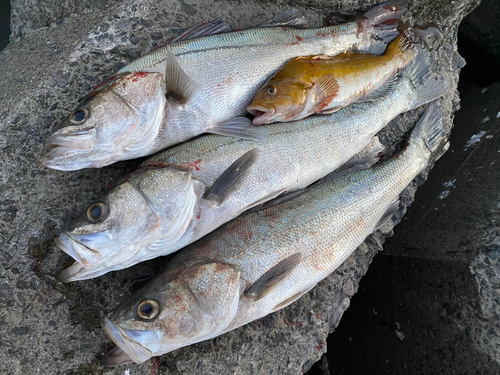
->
<box><xmin>409</xmin><ymin>101</ymin><xmax>450</xmax><ymax>165</ymax></box>
<box><xmin>385</xmin><ymin>31</ymin><xmax>417</xmax><ymax>67</ymax></box>
<box><xmin>402</xmin><ymin>51</ymin><xmax>449</xmax><ymax>110</ymax></box>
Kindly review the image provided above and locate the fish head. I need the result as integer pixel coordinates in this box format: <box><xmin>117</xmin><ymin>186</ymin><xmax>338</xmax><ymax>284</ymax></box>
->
<box><xmin>56</xmin><ymin>166</ymin><xmax>205</xmax><ymax>272</ymax></box>
<box><xmin>248</xmin><ymin>78</ymin><xmax>308</xmax><ymax>124</ymax></box>
<box><xmin>41</xmin><ymin>72</ymin><xmax>166</xmax><ymax>170</ymax></box>
<box><xmin>102</xmin><ymin>262</ymin><xmax>242</xmax><ymax>364</ymax></box>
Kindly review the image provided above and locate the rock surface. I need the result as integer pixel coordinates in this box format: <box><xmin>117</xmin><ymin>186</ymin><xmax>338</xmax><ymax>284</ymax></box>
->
<box><xmin>0</xmin><ymin>0</ymin><xmax>478</xmax><ymax>374</ymax></box>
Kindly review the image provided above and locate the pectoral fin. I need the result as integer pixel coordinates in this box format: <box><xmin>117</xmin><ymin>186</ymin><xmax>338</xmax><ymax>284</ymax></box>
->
<box><xmin>205</xmin><ymin>149</ymin><xmax>259</xmax><ymax>205</ymax></box>
<box><xmin>311</xmin><ymin>73</ymin><xmax>340</xmax><ymax>112</ymax></box>
<box><xmin>245</xmin><ymin>253</ymin><xmax>302</xmax><ymax>300</ymax></box>
<box><xmin>164</xmin><ymin>48</ymin><xmax>202</xmax><ymax>106</ymax></box>
<box><xmin>207</xmin><ymin>117</ymin><xmax>265</xmax><ymax>142</ymax></box>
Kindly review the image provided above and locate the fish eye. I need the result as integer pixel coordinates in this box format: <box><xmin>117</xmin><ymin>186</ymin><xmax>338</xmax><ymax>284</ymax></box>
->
<box><xmin>267</xmin><ymin>86</ymin><xmax>277</xmax><ymax>95</ymax></box>
<box><xmin>87</xmin><ymin>202</ymin><xmax>108</xmax><ymax>222</ymax></box>
<box><xmin>138</xmin><ymin>300</ymin><xmax>160</xmax><ymax>320</ymax></box>
<box><xmin>69</xmin><ymin>109</ymin><xmax>89</xmax><ymax>124</ymax></box>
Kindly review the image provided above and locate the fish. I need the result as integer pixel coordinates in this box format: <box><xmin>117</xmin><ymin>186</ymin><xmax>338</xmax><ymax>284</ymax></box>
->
<box><xmin>56</xmin><ymin>52</ymin><xmax>447</xmax><ymax>282</ymax></box>
<box><xmin>100</xmin><ymin>101</ymin><xmax>449</xmax><ymax>366</ymax></box>
<box><xmin>247</xmin><ymin>31</ymin><xmax>417</xmax><ymax>124</ymax></box>
<box><xmin>40</xmin><ymin>2</ymin><xmax>406</xmax><ymax>170</ymax></box>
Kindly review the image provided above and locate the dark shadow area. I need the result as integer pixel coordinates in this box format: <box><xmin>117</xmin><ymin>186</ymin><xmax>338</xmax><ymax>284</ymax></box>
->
<box><xmin>309</xmin><ymin>0</ymin><xmax>500</xmax><ymax>373</ymax></box>
<box><xmin>0</xmin><ymin>0</ymin><xmax>10</xmax><ymax>50</ymax></box>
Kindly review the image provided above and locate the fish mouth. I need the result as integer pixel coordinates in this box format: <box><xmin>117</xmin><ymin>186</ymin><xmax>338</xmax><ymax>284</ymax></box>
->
<box><xmin>40</xmin><ymin>132</ymin><xmax>102</xmax><ymax>170</ymax></box>
<box><xmin>101</xmin><ymin>315</ymin><xmax>158</xmax><ymax>365</ymax></box>
<box><xmin>55</xmin><ymin>232</ymin><xmax>106</xmax><ymax>269</ymax></box>
<box><xmin>247</xmin><ymin>105</ymin><xmax>275</xmax><ymax>125</ymax></box>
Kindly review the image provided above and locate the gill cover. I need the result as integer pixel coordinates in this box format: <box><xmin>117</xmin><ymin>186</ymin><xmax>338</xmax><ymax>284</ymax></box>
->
<box><xmin>102</xmin><ymin>262</ymin><xmax>242</xmax><ymax>364</ymax></box>
<box><xmin>57</xmin><ymin>167</ymin><xmax>205</xmax><ymax>280</ymax></box>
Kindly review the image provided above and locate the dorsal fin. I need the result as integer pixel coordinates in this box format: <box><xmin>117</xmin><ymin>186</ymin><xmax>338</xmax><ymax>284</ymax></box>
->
<box><xmin>166</xmin><ymin>18</ymin><xmax>232</xmax><ymax>44</ymax></box>
<box><xmin>164</xmin><ymin>48</ymin><xmax>202</xmax><ymax>106</ymax></box>
<box><xmin>245</xmin><ymin>253</ymin><xmax>302</xmax><ymax>300</ymax></box>
<box><xmin>257</xmin><ymin>9</ymin><xmax>309</xmax><ymax>29</ymax></box>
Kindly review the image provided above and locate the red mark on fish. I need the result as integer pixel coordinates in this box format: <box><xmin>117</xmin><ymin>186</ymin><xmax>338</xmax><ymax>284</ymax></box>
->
<box><xmin>309</xmin><ymin>61</ymin><xmax>315</xmax><ymax>67</ymax></box>
<box><xmin>179</xmin><ymin>159</ymin><xmax>202</xmax><ymax>171</ymax></box>
<box><xmin>131</xmin><ymin>72</ymin><xmax>148</xmax><ymax>82</ymax></box>
<box><xmin>317</xmin><ymin>32</ymin><xmax>327</xmax><ymax>38</ymax></box>
<box><xmin>291</xmin><ymin>36</ymin><xmax>303</xmax><ymax>46</ymax></box>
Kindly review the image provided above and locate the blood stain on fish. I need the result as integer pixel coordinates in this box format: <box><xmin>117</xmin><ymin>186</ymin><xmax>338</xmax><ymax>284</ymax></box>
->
<box><xmin>291</xmin><ymin>36</ymin><xmax>303</xmax><ymax>46</ymax></box>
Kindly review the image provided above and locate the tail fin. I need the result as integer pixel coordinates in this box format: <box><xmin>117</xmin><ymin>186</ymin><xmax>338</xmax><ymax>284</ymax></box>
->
<box><xmin>402</xmin><ymin>51</ymin><xmax>449</xmax><ymax>110</ymax></box>
<box><xmin>385</xmin><ymin>31</ymin><xmax>417</xmax><ymax>67</ymax></box>
<box><xmin>409</xmin><ymin>101</ymin><xmax>450</xmax><ymax>165</ymax></box>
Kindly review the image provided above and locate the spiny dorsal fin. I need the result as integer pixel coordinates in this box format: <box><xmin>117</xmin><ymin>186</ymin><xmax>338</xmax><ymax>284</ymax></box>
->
<box><xmin>164</xmin><ymin>48</ymin><xmax>202</xmax><ymax>106</ymax></box>
<box><xmin>205</xmin><ymin>148</ymin><xmax>259</xmax><ymax>205</ymax></box>
<box><xmin>312</xmin><ymin>73</ymin><xmax>340</xmax><ymax>112</ymax></box>
<box><xmin>245</xmin><ymin>253</ymin><xmax>302</xmax><ymax>300</ymax></box>
<box><xmin>257</xmin><ymin>9</ymin><xmax>309</xmax><ymax>29</ymax></box>
<box><xmin>207</xmin><ymin>117</ymin><xmax>266</xmax><ymax>142</ymax></box>
<box><xmin>166</xmin><ymin>18</ymin><xmax>232</xmax><ymax>44</ymax></box>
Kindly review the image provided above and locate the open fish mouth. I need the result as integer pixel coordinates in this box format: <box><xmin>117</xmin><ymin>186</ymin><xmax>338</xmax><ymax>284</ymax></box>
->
<box><xmin>101</xmin><ymin>315</ymin><xmax>158</xmax><ymax>365</ymax></box>
<box><xmin>247</xmin><ymin>106</ymin><xmax>275</xmax><ymax>125</ymax></box>
<box><xmin>40</xmin><ymin>132</ymin><xmax>101</xmax><ymax>170</ymax></box>
<box><xmin>55</xmin><ymin>232</ymin><xmax>108</xmax><ymax>269</ymax></box>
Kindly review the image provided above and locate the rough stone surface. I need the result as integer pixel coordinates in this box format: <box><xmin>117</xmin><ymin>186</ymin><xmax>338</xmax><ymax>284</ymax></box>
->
<box><xmin>0</xmin><ymin>0</ymin><xmax>478</xmax><ymax>374</ymax></box>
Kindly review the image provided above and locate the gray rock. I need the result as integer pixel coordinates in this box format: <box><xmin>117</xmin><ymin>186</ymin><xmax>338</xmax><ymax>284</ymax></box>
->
<box><xmin>0</xmin><ymin>0</ymin><xmax>479</xmax><ymax>374</ymax></box>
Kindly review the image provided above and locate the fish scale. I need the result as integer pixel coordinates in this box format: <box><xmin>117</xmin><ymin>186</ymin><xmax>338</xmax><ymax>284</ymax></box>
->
<box><xmin>58</xmin><ymin>54</ymin><xmax>447</xmax><ymax>282</ymax></box>
<box><xmin>42</xmin><ymin>2</ymin><xmax>405</xmax><ymax>170</ymax></box>
<box><xmin>121</xmin><ymin>23</ymin><xmax>378</xmax><ymax>154</ymax></box>
<box><xmin>101</xmin><ymin>103</ymin><xmax>449</xmax><ymax>365</ymax></box>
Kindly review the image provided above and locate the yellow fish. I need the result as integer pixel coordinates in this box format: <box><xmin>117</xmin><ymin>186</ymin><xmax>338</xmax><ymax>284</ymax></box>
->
<box><xmin>248</xmin><ymin>32</ymin><xmax>417</xmax><ymax>124</ymax></box>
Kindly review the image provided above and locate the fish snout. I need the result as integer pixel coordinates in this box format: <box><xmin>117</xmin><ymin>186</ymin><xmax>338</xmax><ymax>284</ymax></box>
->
<box><xmin>247</xmin><ymin>105</ymin><xmax>275</xmax><ymax>125</ymax></box>
<box><xmin>101</xmin><ymin>315</ymin><xmax>157</xmax><ymax>365</ymax></box>
<box><xmin>54</xmin><ymin>232</ymin><xmax>106</xmax><ymax>269</ymax></box>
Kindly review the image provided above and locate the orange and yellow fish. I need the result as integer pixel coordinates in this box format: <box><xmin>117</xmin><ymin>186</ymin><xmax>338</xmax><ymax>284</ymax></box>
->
<box><xmin>248</xmin><ymin>32</ymin><xmax>417</xmax><ymax>124</ymax></box>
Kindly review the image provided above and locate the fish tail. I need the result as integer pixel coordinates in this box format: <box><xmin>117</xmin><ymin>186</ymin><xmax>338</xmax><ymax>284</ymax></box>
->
<box><xmin>402</xmin><ymin>51</ymin><xmax>449</xmax><ymax>110</ymax></box>
<box><xmin>385</xmin><ymin>31</ymin><xmax>417</xmax><ymax>67</ymax></box>
<box><xmin>409</xmin><ymin>101</ymin><xmax>450</xmax><ymax>167</ymax></box>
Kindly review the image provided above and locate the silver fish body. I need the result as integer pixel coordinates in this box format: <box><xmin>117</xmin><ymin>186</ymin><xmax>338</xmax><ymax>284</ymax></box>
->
<box><xmin>42</xmin><ymin>2</ymin><xmax>405</xmax><ymax>170</ymax></box>
<box><xmin>58</xmin><ymin>53</ymin><xmax>447</xmax><ymax>282</ymax></box>
<box><xmin>101</xmin><ymin>102</ymin><xmax>449</xmax><ymax>365</ymax></box>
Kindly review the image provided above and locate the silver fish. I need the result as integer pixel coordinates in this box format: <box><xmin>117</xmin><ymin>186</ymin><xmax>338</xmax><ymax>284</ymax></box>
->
<box><xmin>57</xmin><ymin>52</ymin><xmax>447</xmax><ymax>282</ymax></box>
<box><xmin>41</xmin><ymin>2</ymin><xmax>405</xmax><ymax>170</ymax></box>
<box><xmin>101</xmin><ymin>102</ymin><xmax>449</xmax><ymax>365</ymax></box>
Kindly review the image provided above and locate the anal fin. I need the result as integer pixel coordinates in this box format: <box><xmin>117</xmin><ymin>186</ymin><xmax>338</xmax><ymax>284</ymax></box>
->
<box><xmin>373</xmin><ymin>199</ymin><xmax>400</xmax><ymax>233</ymax></box>
<box><xmin>165</xmin><ymin>48</ymin><xmax>202</xmax><ymax>106</ymax></box>
<box><xmin>245</xmin><ymin>253</ymin><xmax>302</xmax><ymax>301</ymax></box>
<box><xmin>205</xmin><ymin>149</ymin><xmax>259</xmax><ymax>205</ymax></box>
